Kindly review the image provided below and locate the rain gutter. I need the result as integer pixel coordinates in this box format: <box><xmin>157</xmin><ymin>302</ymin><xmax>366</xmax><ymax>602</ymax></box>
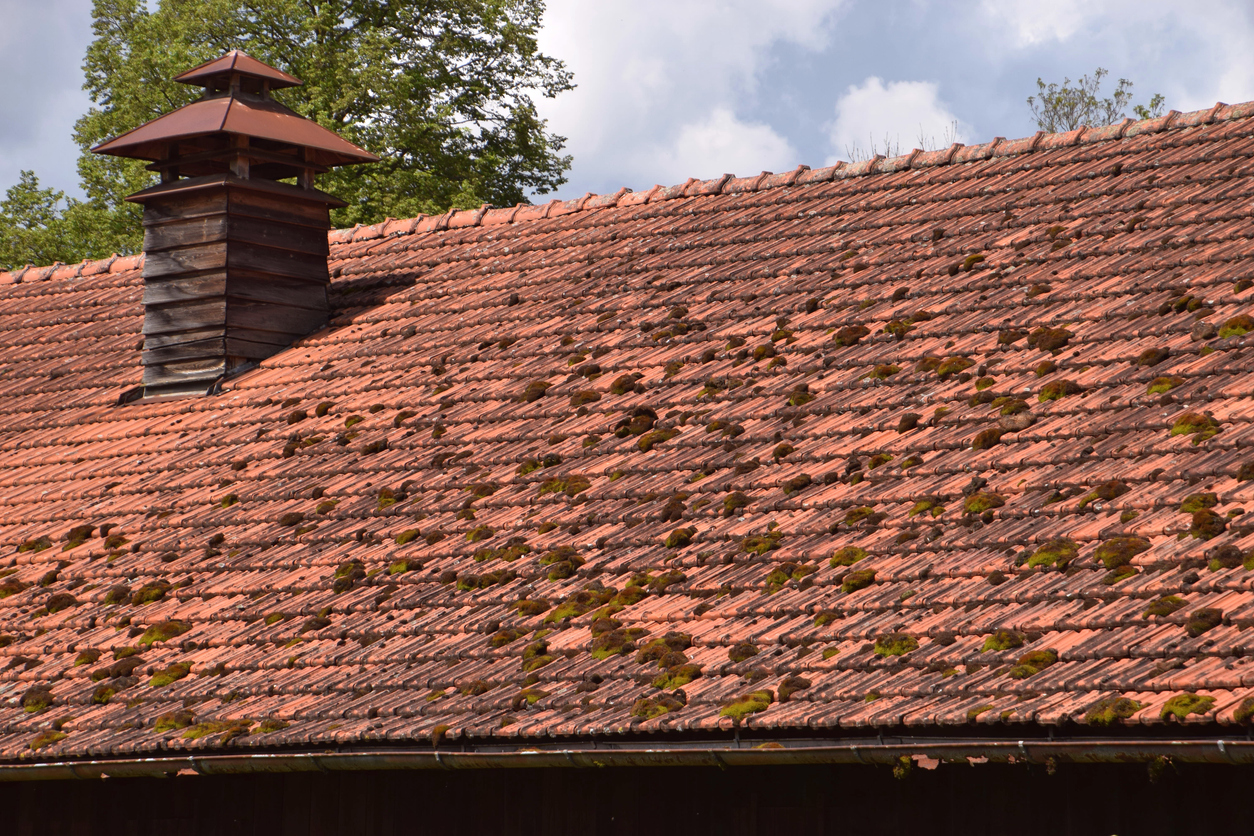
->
<box><xmin>2</xmin><ymin>735</ymin><xmax>1253</xmax><ymax>781</ymax></box>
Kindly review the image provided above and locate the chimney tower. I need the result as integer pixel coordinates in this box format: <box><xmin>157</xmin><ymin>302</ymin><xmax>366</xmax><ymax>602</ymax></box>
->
<box><xmin>93</xmin><ymin>50</ymin><xmax>378</xmax><ymax>398</ymax></box>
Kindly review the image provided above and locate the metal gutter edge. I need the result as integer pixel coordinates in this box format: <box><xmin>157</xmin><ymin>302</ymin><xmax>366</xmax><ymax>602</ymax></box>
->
<box><xmin>3</xmin><ymin>737</ymin><xmax>1253</xmax><ymax>781</ymax></box>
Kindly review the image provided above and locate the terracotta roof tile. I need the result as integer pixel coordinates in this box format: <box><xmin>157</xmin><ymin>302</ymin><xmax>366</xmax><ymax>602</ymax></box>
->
<box><xmin>4</xmin><ymin>107</ymin><xmax>1254</xmax><ymax>760</ymax></box>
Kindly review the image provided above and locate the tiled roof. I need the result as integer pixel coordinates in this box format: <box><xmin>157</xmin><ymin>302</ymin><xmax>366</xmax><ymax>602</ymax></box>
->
<box><xmin>3</xmin><ymin>103</ymin><xmax>1254</xmax><ymax>761</ymax></box>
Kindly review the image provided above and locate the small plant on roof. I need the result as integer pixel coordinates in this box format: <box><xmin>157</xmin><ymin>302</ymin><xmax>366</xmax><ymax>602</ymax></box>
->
<box><xmin>1144</xmin><ymin>595</ymin><xmax>1186</xmax><ymax>618</ymax></box>
<box><xmin>150</xmin><ymin>662</ymin><xmax>192</xmax><ymax>688</ymax></box>
<box><xmin>1180</xmin><ymin>492</ymin><xmax>1217</xmax><ymax>514</ymax></box>
<box><xmin>723</xmin><ymin>491</ymin><xmax>751</xmax><ymax>517</ymax></box>
<box><xmin>466</xmin><ymin>525</ymin><xmax>494</xmax><ymax>543</ymax></box>
<box><xmin>981</xmin><ymin>629</ymin><xmax>1025</xmax><ymax>653</ymax></box>
<box><xmin>1038</xmin><ymin>379</ymin><xmax>1083</xmax><ymax>402</ymax></box>
<box><xmin>842</xmin><ymin>569</ymin><xmax>875</xmax><ymax>593</ymax></box>
<box><xmin>632</xmin><ymin>693</ymin><xmax>687</xmax><ymax>720</ymax></box>
<box><xmin>1093</xmin><ymin>538</ymin><xmax>1148</xmax><ymax>571</ymax></box>
<box><xmin>936</xmin><ymin>356</ymin><xmax>974</xmax><ymax>379</ymax></box>
<box><xmin>1008</xmin><ymin>648</ymin><xmax>1058</xmax><ymax>679</ymax></box>
<box><xmin>638</xmin><ymin>429</ymin><xmax>679</xmax><ymax>452</ymax></box>
<box><xmin>1086</xmin><ymin>696</ymin><xmax>1141</xmax><ymax>726</ymax></box>
<box><xmin>519</xmin><ymin>380</ymin><xmax>551</xmax><ymax>403</ymax></box>
<box><xmin>833</xmin><ymin>325</ymin><xmax>870</xmax><ymax>347</ymax></box>
<box><xmin>29</xmin><ymin>730</ymin><xmax>67</xmax><ymax>751</ymax></box>
<box><xmin>1148</xmin><ymin>376</ymin><xmax>1184</xmax><ymax>395</ymax></box>
<box><xmin>138</xmin><ymin>620</ymin><xmax>190</xmax><ymax>647</ymax></box>
<box><xmin>1078</xmin><ymin>480</ymin><xmax>1129</xmax><ymax>510</ymax></box>
<box><xmin>830</xmin><ymin>546</ymin><xmax>867</xmax><ymax>567</ymax></box>
<box><xmin>663</xmin><ymin>528</ymin><xmax>695</xmax><ymax>548</ymax></box>
<box><xmin>20</xmin><ymin>687</ymin><xmax>53</xmax><ymax>713</ymax></box>
<box><xmin>1026</xmin><ymin>326</ymin><xmax>1072</xmax><ymax>352</ymax></box>
<box><xmin>1186</xmin><ymin>607</ymin><xmax>1223</xmax><ymax>638</ymax></box>
<box><xmin>1190</xmin><ymin>509</ymin><xmax>1226</xmax><ymax>540</ymax></box>
<box><xmin>1160</xmin><ymin>693</ymin><xmax>1215</xmax><ymax>722</ymax></box>
<box><xmin>1219</xmin><ymin>314</ymin><xmax>1254</xmax><ymax>339</ymax></box>
<box><xmin>782</xmin><ymin>474</ymin><xmax>812</xmax><ymax>495</ymax></box>
<box><xmin>873</xmin><ymin>633</ymin><xmax>918</xmax><ymax>657</ymax></box>
<box><xmin>1171</xmin><ymin>412</ymin><xmax>1220</xmax><ymax>444</ymax></box>
<box><xmin>964</xmin><ymin>492</ymin><xmax>1005</xmax><ymax>515</ymax></box>
<box><xmin>971</xmin><ymin>428</ymin><xmax>1004</xmax><ymax>450</ymax></box>
<box><xmin>1027</xmin><ymin>539</ymin><xmax>1078</xmax><ymax>569</ymax></box>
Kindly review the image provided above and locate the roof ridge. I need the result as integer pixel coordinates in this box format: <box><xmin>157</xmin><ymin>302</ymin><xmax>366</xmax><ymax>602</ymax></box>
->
<box><xmin>3</xmin><ymin>99</ymin><xmax>1247</xmax><ymax>280</ymax></box>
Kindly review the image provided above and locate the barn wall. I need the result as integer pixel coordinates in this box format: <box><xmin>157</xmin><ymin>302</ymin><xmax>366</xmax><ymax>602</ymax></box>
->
<box><xmin>1</xmin><ymin>761</ymin><xmax>1249</xmax><ymax>836</ymax></box>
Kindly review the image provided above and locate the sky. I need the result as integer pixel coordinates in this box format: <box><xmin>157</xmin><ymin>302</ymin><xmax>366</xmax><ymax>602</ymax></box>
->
<box><xmin>3</xmin><ymin>0</ymin><xmax>1254</xmax><ymax>204</ymax></box>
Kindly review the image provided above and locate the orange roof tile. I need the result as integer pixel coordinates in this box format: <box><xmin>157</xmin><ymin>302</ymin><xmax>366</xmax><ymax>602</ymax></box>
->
<box><xmin>4</xmin><ymin>104</ymin><xmax>1254</xmax><ymax>760</ymax></box>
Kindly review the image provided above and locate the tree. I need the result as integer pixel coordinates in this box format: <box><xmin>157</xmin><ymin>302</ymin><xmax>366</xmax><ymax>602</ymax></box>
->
<box><xmin>1028</xmin><ymin>68</ymin><xmax>1165</xmax><ymax>133</ymax></box>
<box><xmin>2</xmin><ymin>0</ymin><xmax>573</xmax><ymax>270</ymax></box>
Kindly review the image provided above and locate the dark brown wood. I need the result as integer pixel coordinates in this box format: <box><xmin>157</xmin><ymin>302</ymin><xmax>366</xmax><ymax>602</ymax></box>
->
<box><xmin>1</xmin><ymin>761</ymin><xmax>1253</xmax><ymax>835</ymax></box>
<box><xmin>131</xmin><ymin>176</ymin><xmax>335</xmax><ymax>396</ymax></box>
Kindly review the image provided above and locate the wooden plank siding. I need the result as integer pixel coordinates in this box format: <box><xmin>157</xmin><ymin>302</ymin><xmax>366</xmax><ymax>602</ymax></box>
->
<box><xmin>134</xmin><ymin>177</ymin><xmax>333</xmax><ymax>396</ymax></box>
<box><xmin>2</xmin><ymin>762</ymin><xmax>1252</xmax><ymax>835</ymax></box>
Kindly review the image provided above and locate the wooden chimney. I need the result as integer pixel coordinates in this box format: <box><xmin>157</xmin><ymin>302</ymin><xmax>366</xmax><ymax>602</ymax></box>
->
<box><xmin>93</xmin><ymin>51</ymin><xmax>378</xmax><ymax>398</ymax></box>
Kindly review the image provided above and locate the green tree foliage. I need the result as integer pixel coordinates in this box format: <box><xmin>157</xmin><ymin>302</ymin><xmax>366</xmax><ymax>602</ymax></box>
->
<box><xmin>1028</xmin><ymin>68</ymin><xmax>1165</xmax><ymax>133</ymax></box>
<box><xmin>2</xmin><ymin>0</ymin><xmax>573</xmax><ymax>270</ymax></box>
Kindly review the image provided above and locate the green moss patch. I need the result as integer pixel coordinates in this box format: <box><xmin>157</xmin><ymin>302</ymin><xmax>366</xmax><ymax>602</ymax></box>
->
<box><xmin>150</xmin><ymin>662</ymin><xmax>192</xmax><ymax>687</ymax></box>
<box><xmin>1094</xmin><ymin>537</ymin><xmax>1150</xmax><ymax>570</ymax></box>
<box><xmin>1085</xmin><ymin>696</ymin><xmax>1141</xmax><ymax>726</ymax></box>
<box><xmin>720</xmin><ymin>689</ymin><xmax>773</xmax><ymax>722</ymax></box>
<box><xmin>1186</xmin><ymin>607</ymin><xmax>1223</xmax><ymax>637</ymax></box>
<box><xmin>982</xmin><ymin>630</ymin><xmax>1025</xmax><ymax>652</ymax></box>
<box><xmin>873</xmin><ymin>633</ymin><xmax>918</xmax><ymax>657</ymax></box>
<box><xmin>1026</xmin><ymin>326</ymin><xmax>1072</xmax><ymax>352</ymax></box>
<box><xmin>1171</xmin><ymin>412</ymin><xmax>1221</xmax><ymax>443</ymax></box>
<box><xmin>138</xmin><ymin>620</ymin><xmax>190</xmax><ymax>646</ymax></box>
<box><xmin>1007</xmin><ymin>648</ymin><xmax>1058</xmax><ymax>679</ymax></box>
<box><xmin>1028</xmin><ymin>538</ymin><xmax>1078</xmax><ymax>569</ymax></box>
<box><xmin>964</xmin><ymin>492</ymin><xmax>1005</xmax><ymax>514</ymax></box>
<box><xmin>1038</xmin><ymin>379</ymin><xmax>1083</xmax><ymax>401</ymax></box>
<box><xmin>1160</xmin><ymin>693</ymin><xmax>1215</xmax><ymax>722</ymax></box>
<box><xmin>632</xmin><ymin>693</ymin><xmax>686</xmax><ymax>719</ymax></box>
<box><xmin>728</xmin><ymin>642</ymin><xmax>759</xmax><ymax>663</ymax></box>
<box><xmin>830</xmin><ymin>546</ymin><xmax>867</xmax><ymax>567</ymax></box>
<box><xmin>1078</xmin><ymin>480</ymin><xmax>1129</xmax><ymax>509</ymax></box>
<box><xmin>1148</xmin><ymin>376</ymin><xmax>1185</xmax><ymax>395</ymax></box>
<box><xmin>842</xmin><ymin>569</ymin><xmax>876</xmax><ymax>593</ymax></box>
<box><xmin>1219</xmin><ymin>314</ymin><xmax>1254</xmax><ymax>338</ymax></box>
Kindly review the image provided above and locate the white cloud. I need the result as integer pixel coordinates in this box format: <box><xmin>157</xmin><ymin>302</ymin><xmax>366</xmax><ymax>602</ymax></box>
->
<box><xmin>536</xmin><ymin>0</ymin><xmax>846</xmax><ymax>197</ymax></box>
<box><xmin>978</xmin><ymin>0</ymin><xmax>1095</xmax><ymax>46</ymax></box>
<box><xmin>825</xmin><ymin>77</ymin><xmax>970</xmax><ymax>164</ymax></box>
<box><xmin>632</xmin><ymin>108</ymin><xmax>798</xmax><ymax>186</ymax></box>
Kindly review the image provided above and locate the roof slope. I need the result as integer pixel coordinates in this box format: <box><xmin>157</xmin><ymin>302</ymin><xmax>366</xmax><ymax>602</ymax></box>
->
<box><xmin>3</xmin><ymin>104</ymin><xmax>1254</xmax><ymax>761</ymax></box>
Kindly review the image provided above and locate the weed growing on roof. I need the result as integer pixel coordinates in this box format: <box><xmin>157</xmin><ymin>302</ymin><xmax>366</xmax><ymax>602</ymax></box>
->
<box><xmin>1219</xmin><ymin>314</ymin><xmax>1254</xmax><ymax>338</ymax></box>
<box><xmin>831</xmin><ymin>546</ymin><xmax>867</xmax><ymax>567</ymax></box>
<box><xmin>20</xmin><ymin>687</ymin><xmax>52</xmax><ymax>713</ymax></box>
<box><xmin>1190</xmin><ymin>509</ymin><xmax>1226</xmax><ymax>540</ymax></box>
<box><xmin>910</xmin><ymin>497</ymin><xmax>945</xmax><ymax>518</ymax></box>
<box><xmin>519</xmin><ymin>380</ymin><xmax>551</xmax><ymax>403</ymax></box>
<box><xmin>29</xmin><ymin>730</ymin><xmax>67</xmax><ymax>751</ymax></box>
<box><xmin>1180</xmin><ymin>492</ymin><xmax>1217</xmax><ymax>514</ymax></box>
<box><xmin>1008</xmin><ymin>649</ymin><xmax>1058</xmax><ymax>679</ymax></box>
<box><xmin>936</xmin><ymin>356</ymin><xmax>974</xmax><ymax>379</ymax></box>
<box><xmin>741</xmin><ymin>531</ymin><xmax>782</xmax><ymax>556</ymax></box>
<box><xmin>539</xmin><ymin>474</ymin><xmax>591</xmax><ymax>497</ymax></box>
<box><xmin>138</xmin><ymin>620</ymin><xmax>189</xmax><ymax>647</ymax></box>
<box><xmin>874</xmin><ymin>633</ymin><xmax>918</xmax><ymax>657</ymax></box>
<box><xmin>146</xmin><ymin>662</ymin><xmax>191</xmax><ymax>688</ymax></box>
<box><xmin>1026</xmin><ymin>327</ymin><xmax>1072</xmax><ymax>352</ymax></box>
<box><xmin>466</xmin><ymin>525</ymin><xmax>494</xmax><ymax>543</ymax></box>
<box><xmin>1161</xmin><ymin>693</ymin><xmax>1215</xmax><ymax>722</ymax></box>
<box><xmin>1078</xmin><ymin>480</ymin><xmax>1129</xmax><ymax>510</ymax></box>
<box><xmin>764</xmin><ymin>562</ymin><xmax>816</xmax><ymax>594</ymax></box>
<box><xmin>833</xmin><ymin>325</ymin><xmax>870</xmax><ymax>347</ymax></box>
<box><xmin>18</xmin><ymin>536</ymin><xmax>51</xmax><ymax>553</ymax></box>
<box><xmin>632</xmin><ymin>693</ymin><xmax>686</xmax><ymax>719</ymax></box>
<box><xmin>971</xmin><ymin>428</ymin><xmax>1004</xmax><ymax>450</ymax></box>
<box><xmin>1028</xmin><ymin>539</ymin><xmax>1078</xmax><ymax>569</ymax></box>
<box><xmin>1186</xmin><ymin>607</ymin><xmax>1223</xmax><ymax>637</ymax></box>
<box><xmin>1171</xmin><ymin>412</ymin><xmax>1220</xmax><ymax>443</ymax></box>
<box><xmin>1085</xmin><ymin>696</ymin><xmax>1141</xmax><ymax>726</ymax></box>
<box><xmin>982</xmin><ymin>630</ymin><xmax>1025</xmax><ymax>652</ymax></box>
<box><xmin>721</xmin><ymin>689</ymin><xmax>773</xmax><ymax>722</ymax></box>
<box><xmin>1143</xmin><ymin>596</ymin><xmax>1186</xmax><ymax>618</ymax></box>
<box><xmin>663</xmin><ymin>528</ymin><xmax>695</xmax><ymax>549</ymax></box>
<box><xmin>1038</xmin><ymin>379</ymin><xmax>1083</xmax><ymax>401</ymax></box>
<box><xmin>964</xmin><ymin>492</ymin><xmax>1005</xmax><ymax>515</ymax></box>
<box><xmin>842</xmin><ymin>569</ymin><xmax>875</xmax><ymax>593</ymax></box>
<box><xmin>863</xmin><ymin>364</ymin><xmax>901</xmax><ymax>381</ymax></box>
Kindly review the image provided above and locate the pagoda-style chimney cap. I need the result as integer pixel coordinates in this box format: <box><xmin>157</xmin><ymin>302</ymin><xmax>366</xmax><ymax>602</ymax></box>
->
<box><xmin>174</xmin><ymin>49</ymin><xmax>303</xmax><ymax>92</ymax></box>
<box><xmin>91</xmin><ymin>50</ymin><xmax>377</xmax><ymax>177</ymax></box>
